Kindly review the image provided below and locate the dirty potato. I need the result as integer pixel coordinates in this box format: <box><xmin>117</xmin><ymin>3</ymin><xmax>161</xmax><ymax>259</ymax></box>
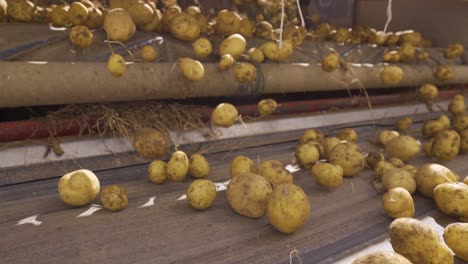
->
<box><xmin>460</xmin><ymin>129</ymin><xmax>468</xmax><ymax>153</ymax></box>
<box><xmin>230</xmin><ymin>155</ymin><xmax>257</xmax><ymax>178</ymax></box>
<box><xmin>192</xmin><ymin>37</ymin><xmax>212</xmax><ymax>58</ymax></box>
<box><xmin>167</xmin><ymin>150</ymin><xmax>189</xmax><ymax>182</ymax></box>
<box><xmin>328</xmin><ymin>142</ymin><xmax>365</xmax><ymax>177</ymax></box>
<box><xmin>415</xmin><ymin>163</ymin><xmax>458</xmax><ymax>198</ymax></box>
<box><xmin>186</xmin><ymin>179</ymin><xmax>216</xmax><ymax>210</ymax></box>
<box><xmin>259</xmin><ymin>160</ymin><xmax>293</xmax><ymax>186</ymax></box>
<box><xmin>311</xmin><ymin>162</ymin><xmax>343</xmax><ymax>188</ymax></box>
<box><xmin>188</xmin><ymin>153</ymin><xmax>210</xmax><ymax>179</ymax></box>
<box><xmin>132</xmin><ymin>128</ymin><xmax>166</xmax><ymax>159</ymax></box>
<box><xmin>431</xmin><ymin>130</ymin><xmax>460</xmax><ymax>161</ymax></box>
<box><xmin>444</xmin><ymin>223</ymin><xmax>468</xmax><ymax>262</ymax></box>
<box><xmin>365</xmin><ymin>151</ymin><xmax>385</xmax><ymax>169</ymax></box>
<box><xmin>148</xmin><ymin>160</ymin><xmax>167</xmax><ymax>184</ymax></box>
<box><xmin>419</xmin><ymin>83</ymin><xmax>439</xmax><ymax>102</ymax></box>
<box><xmin>434</xmin><ymin>182</ymin><xmax>468</xmax><ymax>219</ymax></box>
<box><xmin>444</xmin><ymin>43</ymin><xmax>464</xmax><ymax>59</ymax></box>
<box><xmin>100</xmin><ymin>184</ymin><xmax>128</xmax><ymax>211</ymax></box>
<box><xmin>234</xmin><ymin>62</ymin><xmax>256</xmax><ymax>83</ymax></box>
<box><xmin>381</xmin><ymin>168</ymin><xmax>416</xmax><ymax>194</ymax></box>
<box><xmin>422</xmin><ymin>119</ymin><xmax>445</xmax><ymax>138</ymax></box>
<box><xmin>385</xmin><ymin>135</ymin><xmax>420</xmax><ymax>162</ymax></box>
<box><xmin>226</xmin><ymin>173</ymin><xmax>272</xmax><ymax>218</ymax></box>
<box><xmin>382</xmin><ymin>187</ymin><xmax>415</xmax><ymax>218</ymax></box>
<box><xmin>295</xmin><ymin>144</ymin><xmax>320</xmax><ymax>169</ymax></box>
<box><xmin>69</xmin><ymin>25</ymin><xmax>93</xmax><ymax>49</ymax></box>
<box><xmin>299</xmin><ymin>129</ymin><xmax>320</xmax><ymax>144</ymax></box>
<box><xmin>449</xmin><ymin>94</ymin><xmax>466</xmax><ymax>116</ymax></box>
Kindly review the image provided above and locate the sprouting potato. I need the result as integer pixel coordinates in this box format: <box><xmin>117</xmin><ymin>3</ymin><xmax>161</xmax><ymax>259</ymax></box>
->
<box><xmin>395</xmin><ymin>117</ymin><xmax>412</xmax><ymax>132</ymax></box>
<box><xmin>259</xmin><ymin>160</ymin><xmax>293</xmax><ymax>186</ymax></box>
<box><xmin>192</xmin><ymin>37</ymin><xmax>212</xmax><ymax>58</ymax></box>
<box><xmin>435</xmin><ymin>65</ymin><xmax>454</xmax><ymax>81</ymax></box>
<box><xmin>415</xmin><ymin>163</ymin><xmax>458</xmax><ymax>198</ymax></box>
<box><xmin>431</xmin><ymin>129</ymin><xmax>461</xmax><ymax>161</ymax></box>
<box><xmin>381</xmin><ymin>187</ymin><xmax>415</xmax><ymax>218</ymax></box>
<box><xmin>218</xmin><ymin>54</ymin><xmax>235</xmax><ymax>71</ymax></box>
<box><xmin>141</xmin><ymin>45</ymin><xmax>158</xmax><ymax>62</ymax></box>
<box><xmin>328</xmin><ymin>142</ymin><xmax>364</xmax><ymax>177</ymax></box>
<box><xmin>321</xmin><ymin>53</ymin><xmax>339</xmax><ymax>72</ymax></box>
<box><xmin>337</xmin><ymin>128</ymin><xmax>358</xmax><ymax>142</ymax></box>
<box><xmin>107</xmin><ymin>53</ymin><xmax>126</xmax><ymax>77</ymax></box>
<box><xmin>188</xmin><ymin>153</ymin><xmax>210</xmax><ymax>179</ymax></box>
<box><xmin>100</xmin><ymin>184</ymin><xmax>128</xmax><ymax>211</ymax></box>
<box><xmin>443</xmin><ymin>43</ymin><xmax>464</xmax><ymax>59</ymax></box>
<box><xmin>148</xmin><ymin>160</ymin><xmax>167</xmax><ymax>184</ymax></box>
<box><xmin>211</xmin><ymin>103</ymin><xmax>238</xmax><ymax>127</ymax></box>
<box><xmin>380</xmin><ymin>66</ymin><xmax>404</xmax><ymax>85</ymax></box>
<box><xmin>167</xmin><ymin>150</ymin><xmax>189</xmax><ymax>182</ymax></box>
<box><xmin>58</xmin><ymin>169</ymin><xmax>100</xmax><ymax>206</ymax></box>
<box><xmin>385</xmin><ymin>135</ymin><xmax>420</xmax><ymax>162</ymax></box>
<box><xmin>382</xmin><ymin>168</ymin><xmax>416</xmax><ymax>194</ymax></box>
<box><xmin>444</xmin><ymin>223</ymin><xmax>468</xmax><ymax>262</ymax></box>
<box><xmin>257</xmin><ymin>99</ymin><xmax>277</xmax><ymax>115</ymax></box>
<box><xmin>311</xmin><ymin>162</ymin><xmax>343</xmax><ymax>188</ymax></box>
<box><xmin>377</xmin><ymin>130</ymin><xmax>399</xmax><ymax>145</ymax></box>
<box><xmin>186</xmin><ymin>179</ymin><xmax>216</xmax><ymax>210</ymax></box>
<box><xmin>295</xmin><ymin>144</ymin><xmax>320</xmax><ymax>169</ymax></box>
<box><xmin>230</xmin><ymin>155</ymin><xmax>257</xmax><ymax>178</ymax></box>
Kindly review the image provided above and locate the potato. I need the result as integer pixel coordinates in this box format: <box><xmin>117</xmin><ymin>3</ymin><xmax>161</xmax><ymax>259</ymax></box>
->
<box><xmin>139</xmin><ymin>8</ymin><xmax>162</xmax><ymax>32</ymax></box>
<box><xmin>247</xmin><ymin>48</ymin><xmax>264</xmax><ymax>64</ymax></box>
<box><xmin>395</xmin><ymin>117</ymin><xmax>412</xmax><ymax>132</ymax></box>
<box><xmin>219</xmin><ymin>33</ymin><xmax>246</xmax><ymax>59</ymax></box>
<box><xmin>215</xmin><ymin>9</ymin><xmax>241</xmax><ymax>36</ymax></box>
<box><xmin>333</xmin><ymin>27</ymin><xmax>350</xmax><ymax>43</ymax></box>
<box><xmin>68</xmin><ymin>2</ymin><xmax>88</xmax><ymax>26</ymax></box>
<box><xmin>170</xmin><ymin>13</ymin><xmax>200</xmax><ymax>41</ymax></box>
<box><xmin>416</xmin><ymin>50</ymin><xmax>430</xmax><ymax>60</ymax></box>
<box><xmin>100</xmin><ymin>185</ymin><xmax>128</xmax><ymax>211</ymax></box>
<box><xmin>388</xmin><ymin>157</ymin><xmax>404</xmax><ymax>168</ymax></box>
<box><xmin>230</xmin><ymin>155</ymin><xmax>257</xmax><ymax>178</ymax></box>
<box><xmin>276</xmin><ymin>40</ymin><xmax>294</xmax><ymax>62</ymax></box>
<box><xmin>192</xmin><ymin>37</ymin><xmax>212</xmax><ymax>58</ymax></box>
<box><xmin>365</xmin><ymin>151</ymin><xmax>385</xmax><ymax>169</ymax></box>
<box><xmin>299</xmin><ymin>129</ymin><xmax>320</xmax><ymax>144</ymax></box>
<box><xmin>188</xmin><ymin>153</ymin><xmax>210</xmax><ymax>179</ymax></box>
<box><xmin>254</xmin><ymin>21</ymin><xmax>273</xmax><ymax>39</ymax></box>
<box><xmin>107</xmin><ymin>53</ymin><xmax>126</xmax><ymax>78</ymax></box>
<box><xmin>127</xmin><ymin>1</ymin><xmax>154</xmax><ymax>26</ymax></box>
<box><xmin>161</xmin><ymin>5</ymin><xmax>181</xmax><ymax>32</ymax></box>
<box><xmin>58</xmin><ymin>169</ymin><xmax>100</xmax><ymax>206</ymax></box>
<box><xmin>419</xmin><ymin>83</ymin><xmax>438</xmax><ymax>102</ymax></box>
<box><xmin>381</xmin><ymin>187</ymin><xmax>414</xmax><ymax>218</ymax></box>
<box><xmin>328</xmin><ymin>142</ymin><xmax>364</xmax><ymax>177</ymax></box>
<box><xmin>435</xmin><ymin>65</ymin><xmax>454</xmax><ymax>81</ymax></box>
<box><xmin>432</xmin><ymin>129</ymin><xmax>460</xmax><ymax>161</ymax></box>
<box><xmin>283</xmin><ymin>25</ymin><xmax>304</xmax><ymax>47</ymax></box>
<box><xmin>449</xmin><ymin>94</ymin><xmax>465</xmax><ymax>116</ymax></box>
<box><xmin>321</xmin><ymin>137</ymin><xmax>341</xmax><ymax>159</ymax></box>
<box><xmin>400</xmin><ymin>31</ymin><xmax>422</xmax><ymax>46</ymax></box>
<box><xmin>104</xmin><ymin>8</ymin><xmax>136</xmax><ymax>42</ymax></box>
<box><xmin>132</xmin><ymin>128</ymin><xmax>167</xmax><ymax>159</ymax></box>
<box><xmin>444</xmin><ymin>223</ymin><xmax>468</xmax><ymax>262</ymax></box>
<box><xmin>452</xmin><ymin>115</ymin><xmax>468</xmax><ymax>133</ymax></box>
<box><xmin>401</xmin><ymin>164</ymin><xmax>417</xmax><ymax>178</ymax></box>
<box><xmin>226</xmin><ymin>173</ymin><xmax>272</xmax><ymax>218</ymax></box>
<box><xmin>415</xmin><ymin>163</ymin><xmax>458</xmax><ymax>198</ymax></box>
<box><xmin>321</xmin><ymin>53</ymin><xmax>340</xmax><ymax>72</ymax></box>
<box><xmin>311</xmin><ymin>162</ymin><xmax>343</xmax><ymax>188</ymax></box>
<box><xmin>380</xmin><ymin>66</ymin><xmax>403</xmax><ymax>85</ymax></box>
<box><xmin>257</xmin><ymin>98</ymin><xmax>277</xmax><ymax>115</ymax></box>
<box><xmin>234</xmin><ymin>62</ymin><xmax>256</xmax><ymax>83</ymax></box>
<box><xmin>259</xmin><ymin>41</ymin><xmax>279</xmax><ymax>61</ymax></box>
<box><xmin>211</xmin><ymin>103</ymin><xmax>238</xmax><ymax>127</ymax></box>
<box><xmin>335</xmin><ymin>128</ymin><xmax>357</xmax><ymax>142</ymax></box>
<box><xmin>315</xmin><ymin>22</ymin><xmax>332</xmax><ymax>40</ymax></box>
<box><xmin>186</xmin><ymin>179</ymin><xmax>216</xmax><ymax>210</ymax></box>
<box><xmin>167</xmin><ymin>150</ymin><xmax>189</xmax><ymax>182</ymax></box>
<box><xmin>178</xmin><ymin>57</ymin><xmax>204</xmax><ymax>81</ymax></box>
<box><xmin>141</xmin><ymin>45</ymin><xmax>157</xmax><ymax>62</ymax></box>
<box><xmin>184</xmin><ymin>5</ymin><xmax>200</xmax><ymax>16</ymax></box>
<box><xmin>69</xmin><ymin>25</ymin><xmax>93</xmax><ymax>49</ymax></box>
<box><xmin>439</xmin><ymin>115</ymin><xmax>451</xmax><ymax>129</ymax></box>
<box><xmin>444</xmin><ymin>43</ymin><xmax>464</xmax><ymax>59</ymax></box>
<box><xmin>385</xmin><ymin>135</ymin><xmax>420</xmax><ymax>162</ymax></box>
<box><xmin>352</xmin><ymin>251</ymin><xmax>412</xmax><ymax>264</ymax></box>
<box><xmin>398</xmin><ymin>42</ymin><xmax>415</xmax><ymax>62</ymax></box>
<box><xmin>374</xmin><ymin>160</ymin><xmax>396</xmax><ymax>177</ymax></box>
<box><xmin>389</xmin><ymin>218</ymin><xmax>454</xmax><ymax>264</ymax></box>
<box><xmin>50</xmin><ymin>5</ymin><xmax>70</xmax><ymax>27</ymax></box>
<box><xmin>382</xmin><ymin>168</ymin><xmax>416</xmax><ymax>194</ymax></box>
<box><xmin>148</xmin><ymin>160</ymin><xmax>167</xmax><ymax>184</ymax></box>
<box><xmin>218</xmin><ymin>54</ymin><xmax>235</xmax><ymax>71</ymax></box>
<box><xmin>295</xmin><ymin>144</ymin><xmax>320</xmax><ymax>169</ymax></box>
<box><xmin>422</xmin><ymin>119</ymin><xmax>445</xmax><ymax>138</ymax></box>
<box><xmin>238</xmin><ymin>17</ymin><xmax>254</xmax><ymax>38</ymax></box>
<box><xmin>369</xmin><ymin>30</ymin><xmax>387</xmax><ymax>45</ymax></box>
<box><xmin>377</xmin><ymin>130</ymin><xmax>399</xmax><ymax>146</ymax></box>
<box><xmin>266</xmin><ymin>183</ymin><xmax>310</xmax><ymax>233</ymax></box>
<box><xmin>460</xmin><ymin>129</ymin><xmax>468</xmax><ymax>153</ymax></box>
<box><xmin>382</xmin><ymin>51</ymin><xmax>400</xmax><ymax>63</ymax></box>
<box><xmin>85</xmin><ymin>7</ymin><xmax>104</xmax><ymax>29</ymax></box>
<box><xmin>434</xmin><ymin>182</ymin><xmax>468</xmax><ymax>219</ymax></box>
<box><xmin>259</xmin><ymin>160</ymin><xmax>293</xmax><ymax>186</ymax></box>
<box><xmin>7</xmin><ymin>0</ymin><xmax>35</xmax><ymax>23</ymax></box>
<box><xmin>385</xmin><ymin>33</ymin><xmax>400</xmax><ymax>46</ymax></box>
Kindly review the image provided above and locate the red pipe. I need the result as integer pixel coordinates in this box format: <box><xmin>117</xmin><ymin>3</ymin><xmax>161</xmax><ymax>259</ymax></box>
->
<box><xmin>0</xmin><ymin>89</ymin><xmax>462</xmax><ymax>143</ymax></box>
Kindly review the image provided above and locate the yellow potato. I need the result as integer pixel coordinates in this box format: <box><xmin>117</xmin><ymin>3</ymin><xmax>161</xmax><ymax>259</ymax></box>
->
<box><xmin>365</xmin><ymin>151</ymin><xmax>385</xmax><ymax>169</ymax></box>
<box><xmin>398</xmin><ymin>42</ymin><xmax>415</xmax><ymax>62</ymax></box>
<box><xmin>178</xmin><ymin>57</ymin><xmax>204</xmax><ymax>81</ymax></box>
<box><xmin>400</xmin><ymin>31</ymin><xmax>422</xmax><ymax>46</ymax></box>
<box><xmin>219</xmin><ymin>33</ymin><xmax>246</xmax><ymax>59</ymax></box>
<box><xmin>321</xmin><ymin>137</ymin><xmax>341</xmax><ymax>159</ymax></box>
<box><xmin>415</xmin><ymin>163</ymin><xmax>458</xmax><ymax>198</ymax></box>
<box><xmin>460</xmin><ymin>129</ymin><xmax>468</xmax><ymax>153</ymax></box>
<box><xmin>295</xmin><ymin>144</ymin><xmax>320</xmax><ymax>169</ymax></box>
<box><xmin>68</xmin><ymin>2</ymin><xmax>88</xmax><ymax>26</ymax></box>
<box><xmin>69</xmin><ymin>25</ymin><xmax>93</xmax><ymax>49</ymax></box>
<box><xmin>385</xmin><ymin>135</ymin><xmax>420</xmax><ymax>162</ymax></box>
<box><xmin>141</xmin><ymin>45</ymin><xmax>157</xmax><ymax>62</ymax></box>
<box><xmin>337</xmin><ymin>128</ymin><xmax>358</xmax><ymax>142</ymax></box>
<box><xmin>266</xmin><ymin>183</ymin><xmax>310</xmax><ymax>233</ymax></box>
<box><xmin>167</xmin><ymin>150</ymin><xmax>189</xmax><ymax>182</ymax></box>
<box><xmin>382</xmin><ymin>50</ymin><xmax>400</xmax><ymax>63</ymax></box>
<box><xmin>382</xmin><ymin>187</ymin><xmax>415</xmax><ymax>218</ymax></box>
<box><xmin>186</xmin><ymin>179</ymin><xmax>216</xmax><ymax>210</ymax></box>
<box><xmin>215</xmin><ymin>9</ymin><xmax>241</xmax><ymax>36</ymax></box>
<box><xmin>139</xmin><ymin>8</ymin><xmax>162</xmax><ymax>32</ymax></box>
<box><xmin>449</xmin><ymin>94</ymin><xmax>465</xmax><ymax>116</ymax></box>
<box><xmin>419</xmin><ymin>83</ymin><xmax>438</xmax><ymax>102</ymax></box>
<box><xmin>192</xmin><ymin>37</ymin><xmax>212</xmax><ymax>58</ymax></box>
<box><xmin>254</xmin><ymin>21</ymin><xmax>273</xmax><ymax>39</ymax></box>
<box><xmin>238</xmin><ymin>17</ymin><xmax>254</xmax><ymax>38</ymax></box>
<box><xmin>226</xmin><ymin>173</ymin><xmax>273</xmax><ymax>218</ymax></box>
<box><xmin>148</xmin><ymin>160</ymin><xmax>167</xmax><ymax>184</ymax></box>
<box><xmin>257</xmin><ymin>98</ymin><xmax>277</xmax><ymax>115</ymax></box>
<box><xmin>374</xmin><ymin>160</ymin><xmax>396</xmax><ymax>177</ymax></box>
<box><xmin>328</xmin><ymin>142</ymin><xmax>364</xmax><ymax>177</ymax></box>
<box><xmin>311</xmin><ymin>162</ymin><xmax>343</xmax><ymax>188</ymax></box>
<box><xmin>452</xmin><ymin>115</ymin><xmax>468</xmax><ymax>133</ymax></box>
<box><xmin>283</xmin><ymin>25</ymin><xmax>304</xmax><ymax>47</ymax></box>
<box><xmin>321</xmin><ymin>53</ymin><xmax>340</xmax><ymax>72</ymax></box>
<box><xmin>444</xmin><ymin>223</ymin><xmax>468</xmax><ymax>262</ymax></box>
<box><xmin>230</xmin><ymin>155</ymin><xmax>257</xmax><ymax>178</ymax></box>
<box><xmin>276</xmin><ymin>40</ymin><xmax>294</xmax><ymax>62</ymax></box>
<box><xmin>85</xmin><ymin>7</ymin><xmax>104</xmax><ymax>29</ymax></box>
<box><xmin>127</xmin><ymin>1</ymin><xmax>154</xmax><ymax>26</ymax></box>
<box><xmin>388</xmin><ymin>157</ymin><xmax>404</xmax><ymax>168</ymax></box>
<box><xmin>58</xmin><ymin>169</ymin><xmax>100</xmax><ymax>206</ymax></box>
<box><xmin>382</xmin><ymin>168</ymin><xmax>416</xmax><ymax>194</ymax></box>
<box><xmin>369</xmin><ymin>30</ymin><xmax>387</xmax><ymax>45</ymax></box>
<box><xmin>132</xmin><ymin>128</ymin><xmax>167</xmax><ymax>159</ymax></box>
<box><xmin>431</xmin><ymin>129</ymin><xmax>461</xmax><ymax>161</ymax></box>
<box><xmin>401</xmin><ymin>164</ymin><xmax>417</xmax><ymax>178</ymax></box>
<box><xmin>421</xmin><ymin>119</ymin><xmax>445</xmax><ymax>138</ymax></box>
<box><xmin>188</xmin><ymin>153</ymin><xmax>210</xmax><ymax>179</ymax></box>
<box><xmin>234</xmin><ymin>62</ymin><xmax>256</xmax><ymax>83</ymax></box>
<box><xmin>259</xmin><ymin>160</ymin><xmax>293</xmax><ymax>186</ymax></box>
<box><xmin>435</xmin><ymin>65</ymin><xmax>454</xmax><ymax>81</ymax></box>
<box><xmin>100</xmin><ymin>184</ymin><xmax>128</xmax><ymax>211</ymax></box>
<box><xmin>434</xmin><ymin>182</ymin><xmax>468</xmax><ymax>219</ymax></box>
<box><xmin>332</xmin><ymin>27</ymin><xmax>350</xmax><ymax>43</ymax></box>
<box><xmin>380</xmin><ymin>66</ymin><xmax>404</xmax><ymax>85</ymax></box>
<box><xmin>389</xmin><ymin>218</ymin><xmax>454</xmax><ymax>264</ymax></box>
<box><xmin>352</xmin><ymin>251</ymin><xmax>412</xmax><ymax>264</ymax></box>
<box><xmin>7</xmin><ymin>0</ymin><xmax>35</xmax><ymax>23</ymax></box>
<box><xmin>259</xmin><ymin>41</ymin><xmax>279</xmax><ymax>61</ymax></box>
<box><xmin>160</xmin><ymin>5</ymin><xmax>181</xmax><ymax>32</ymax></box>
<box><xmin>444</xmin><ymin>43</ymin><xmax>464</xmax><ymax>59</ymax></box>
<box><xmin>103</xmin><ymin>8</ymin><xmax>136</xmax><ymax>42</ymax></box>
<box><xmin>211</xmin><ymin>103</ymin><xmax>238</xmax><ymax>127</ymax></box>
<box><xmin>50</xmin><ymin>5</ymin><xmax>70</xmax><ymax>27</ymax></box>
<box><xmin>395</xmin><ymin>117</ymin><xmax>412</xmax><ymax>132</ymax></box>
<box><xmin>247</xmin><ymin>48</ymin><xmax>264</xmax><ymax>64</ymax></box>
<box><xmin>107</xmin><ymin>53</ymin><xmax>126</xmax><ymax>78</ymax></box>
<box><xmin>299</xmin><ymin>129</ymin><xmax>320</xmax><ymax>144</ymax></box>
<box><xmin>377</xmin><ymin>130</ymin><xmax>400</xmax><ymax>145</ymax></box>
<box><xmin>170</xmin><ymin>12</ymin><xmax>200</xmax><ymax>41</ymax></box>
<box><xmin>218</xmin><ymin>54</ymin><xmax>235</xmax><ymax>71</ymax></box>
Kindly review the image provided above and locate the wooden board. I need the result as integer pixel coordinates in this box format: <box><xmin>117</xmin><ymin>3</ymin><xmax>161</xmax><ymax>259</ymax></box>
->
<box><xmin>0</xmin><ymin>126</ymin><xmax>467</xmax><ymax>264</ymax></box>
